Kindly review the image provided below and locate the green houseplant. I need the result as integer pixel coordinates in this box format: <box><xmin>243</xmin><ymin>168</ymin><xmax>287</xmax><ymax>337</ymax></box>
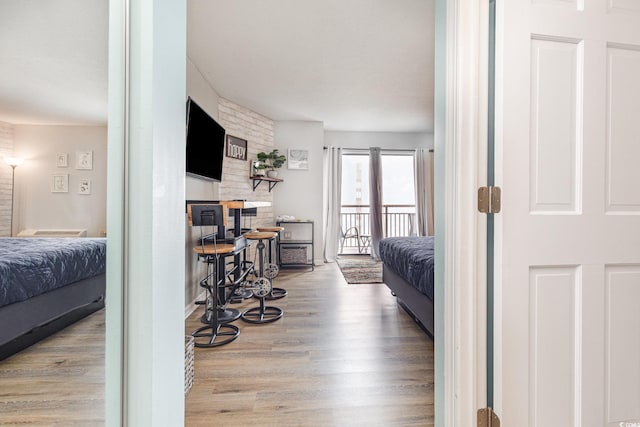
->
<box><xmin>256</xmin><ymin>149</ymin><xmax>286</xmax><ymax>178</ymax></box>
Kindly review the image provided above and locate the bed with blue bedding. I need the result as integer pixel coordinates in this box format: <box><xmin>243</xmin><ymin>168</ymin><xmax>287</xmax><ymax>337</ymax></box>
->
<box><xmin>0</xmin><ymin>238</ymin><xmax>106</xmax><ymax>360</ymax></box>
<box><xmin>379</xmin><ymin>236</ymin><xmax>434</xmax><ymax>336</ymax></box>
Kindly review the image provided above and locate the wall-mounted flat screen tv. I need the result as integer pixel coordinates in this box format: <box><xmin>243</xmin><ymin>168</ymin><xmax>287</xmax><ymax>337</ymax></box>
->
<box><xmin>185</xmin><ymin>97</ymin><xmax>225</xmax><ymax>182</ymax></box>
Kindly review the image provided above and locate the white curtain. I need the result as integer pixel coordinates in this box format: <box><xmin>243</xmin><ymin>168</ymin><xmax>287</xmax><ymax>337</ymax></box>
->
<box><xmin>369</xmin><ymin>147</ymin><xmax>383</xmax><ymax>260</ymax></box>
<box><xmin>414</xmin><ymin>148</ymin><xmax>434</xmax><ymax>236</ymax></box>
<box><xmin>322</xmin><ymin>146</ymin><xmax>342</xmax><ymax>262</ymax></box>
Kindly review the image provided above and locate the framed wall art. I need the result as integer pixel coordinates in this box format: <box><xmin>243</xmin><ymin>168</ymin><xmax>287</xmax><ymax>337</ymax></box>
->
<box><xmin>76</xmin><ymin>151</ymin><xmax>93</xmax><ymax>170</ymax></box>
<box><xmin>288</xmin><ymin>148</ymin><xmax>309</xmax><ymax>170</ymax></box>
<box><xmin>226</xmin><ymin>135</ymin><xmax>248</xmax><ymax>161</ymax></box>
<box><xmin>56</xmin><ymin>153</ymin><xmax>68</xmax><ymax>167</ymax></box>
<box><xmin>78</xmin><ymin>179</ymin><xmax>91</xmax><ymax>195</ymax></box>
<box><xmin>52</xmin><ymin>174</ymin><xmax>69</xmax><ymax>193</ymax></box>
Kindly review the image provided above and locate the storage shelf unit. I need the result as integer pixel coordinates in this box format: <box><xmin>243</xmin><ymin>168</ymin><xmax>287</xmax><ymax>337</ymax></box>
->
<box><xmin>276</xmin><ymin>221</ymin><xmax>314</xmax><ymax>271</ymax></box>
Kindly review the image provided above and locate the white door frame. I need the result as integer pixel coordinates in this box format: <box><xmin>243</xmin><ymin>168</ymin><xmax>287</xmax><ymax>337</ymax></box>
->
<box><xmin>104</xmin><ymin>0</ymin><xmax>487</xmax><ymax>424</ymax></box>
<box><xmin>437</xmin><ymin>0</ymin><xmax>488</xmax><ymax>425</ymax></box>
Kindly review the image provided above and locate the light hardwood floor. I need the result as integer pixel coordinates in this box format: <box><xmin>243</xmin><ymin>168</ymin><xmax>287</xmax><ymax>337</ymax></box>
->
<box><xmin>0</xmin><ymin>262</ymin><xmax>434</xmax><ymax>426</ymax></box>
<box><xmin>0</xmin><ymin>309</ymin><xmax>105</xmax><ymax>426</ymax></box>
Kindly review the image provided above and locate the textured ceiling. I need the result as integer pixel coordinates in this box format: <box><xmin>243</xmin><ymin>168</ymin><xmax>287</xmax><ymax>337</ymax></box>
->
<box><xmin>0</xmin><ymin>0</ymin><xmax>434</xmax><ymax>132</ymax></box>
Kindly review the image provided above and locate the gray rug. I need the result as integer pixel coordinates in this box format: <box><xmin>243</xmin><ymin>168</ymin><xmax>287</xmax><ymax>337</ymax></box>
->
<box><xmin>336</xmin><ymin>255</ymin><xmax>383</xmax><ymax>284</ymax></box>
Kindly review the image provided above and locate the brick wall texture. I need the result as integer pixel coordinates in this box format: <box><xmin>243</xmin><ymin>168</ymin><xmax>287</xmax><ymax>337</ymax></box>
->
<box><xmin>218</xmin><ymin>98</ymin><xmax>276</xmax><ymax>230</ymax></box>
<box><xmin>0</xmin><ymin>122</ymin><xmax>14</xmax><ymax>237</ymax></box>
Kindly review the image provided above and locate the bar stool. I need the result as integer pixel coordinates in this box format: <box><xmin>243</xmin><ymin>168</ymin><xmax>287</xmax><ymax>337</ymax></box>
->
<box><xmin>241</xmin><ymin>231</ymin><xmax>283</xmax><ymax>324</ymax></box>
<box><xmin>256</xmin><ymin>226</ymin><xmax>287</xmax><ymax>300</ymax></box>
<box><xmin>187</xmin><ymin>203</ymin><xmax>240</xmax><ymax>325</ymax></box>
<box><xmin>191</xmin><ymin>242</ymin><xmax>240</xmax><ymax>347</ymax></box>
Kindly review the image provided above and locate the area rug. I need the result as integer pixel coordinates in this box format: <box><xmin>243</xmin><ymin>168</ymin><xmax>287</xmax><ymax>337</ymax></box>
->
<box><xmin>336</xmin><ymin>255</ymin><xmax>383</xmax><ymax>284</ymax></box>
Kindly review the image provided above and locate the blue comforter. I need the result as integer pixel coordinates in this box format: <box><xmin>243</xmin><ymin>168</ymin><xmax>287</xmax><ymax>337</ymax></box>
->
<box><xmin>379</xmin><ymin>236</ymin><xmax>434</xmax><ymax>300</ymax></box>
<box><xmin>0</xmin><ymin>238</ymin><xmax>106</xmax><ymax>308</ymax></box>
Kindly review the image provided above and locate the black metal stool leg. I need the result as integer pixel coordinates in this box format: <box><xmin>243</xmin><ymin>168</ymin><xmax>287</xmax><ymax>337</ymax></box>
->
<box><xmin>192</xmin><ymin>260</ymin><xmax>240</xmax><ymax>347</ymax></box>
<box><xmin>200</xmin><ymin>254</ymin><xmax>241</xmax><ymax>324</ymax></box>
<box><xmin>242</xmin><ymin>238</ymin><xmax>282</xmax><ymax>324</ymax></box>
<box><xmin>228</xmin><ymin>251</ymin><xmax>253</xmax><ymax>303</ymax></box>
<box><xmin>264</xmin><ymin>234</ymin><xmax>287</xmax><ymax>300</ymax></box>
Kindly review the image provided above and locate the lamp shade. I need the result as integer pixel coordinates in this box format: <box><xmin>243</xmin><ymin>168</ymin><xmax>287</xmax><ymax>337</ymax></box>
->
<box><xmin>4</xmin><ymin>157</ymin><xmax>24</xmax><ymax>167</ymax></box>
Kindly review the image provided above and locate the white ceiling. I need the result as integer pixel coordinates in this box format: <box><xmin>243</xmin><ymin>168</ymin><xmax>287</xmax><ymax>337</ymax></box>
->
<box><xmin>0</xmin><ymin>0</ymin><xmax>434</xmax><ymax>133</ymax></box>
<box><xmin>0</xmin><ymin>0</ymin><xmax>109</xmax><ymax>125</ymax></box>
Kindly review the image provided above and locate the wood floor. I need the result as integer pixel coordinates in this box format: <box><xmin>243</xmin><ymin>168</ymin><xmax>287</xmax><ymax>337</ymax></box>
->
<box><xmin>0</xmin><ymin>261</ymin><xmax>434</xmax><ymax>426</ymax></box>
<box><xmin>0</xmin><ymin>309</ymin><xmax>105</xmax><ymax>426</ymax></box>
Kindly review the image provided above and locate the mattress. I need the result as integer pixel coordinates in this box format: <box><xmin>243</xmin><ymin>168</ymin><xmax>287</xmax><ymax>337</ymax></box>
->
<box><xmin>379</xmin><ymin>236</ymin><xmax>434</xmax><ymax>300</ymax></box>
<box><xmin>0</xmin><ymin>238</ymin><xmax>106</xmax><ymax>308</ymax></box>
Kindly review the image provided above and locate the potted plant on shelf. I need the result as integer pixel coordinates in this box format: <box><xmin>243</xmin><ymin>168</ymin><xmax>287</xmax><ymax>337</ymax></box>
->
<box><xmin>253</xmin><ymin>159</ymin><xmax>267</xmax><ymax>176</ymax></box>
<box><xmin>256</xmin><ymin>149</ymin><xmax>286</xmax><ymax>178</ymax></box>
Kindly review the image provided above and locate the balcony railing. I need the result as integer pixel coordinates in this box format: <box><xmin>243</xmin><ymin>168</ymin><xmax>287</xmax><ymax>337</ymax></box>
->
<box><xmin>340</xmin><ymin>204</ymin><xmax>416</xmax><ymax>253</ymax></box>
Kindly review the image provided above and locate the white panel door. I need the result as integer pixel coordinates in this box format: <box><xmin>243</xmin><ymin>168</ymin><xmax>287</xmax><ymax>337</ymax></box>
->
<box><xmin>495</xmin><ymin>0</ymin><xmax>640</xmax><ymax>425</ymax></box>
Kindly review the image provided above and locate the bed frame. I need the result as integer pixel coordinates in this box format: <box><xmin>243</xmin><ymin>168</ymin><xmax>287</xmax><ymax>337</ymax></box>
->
<box><xmin>382</xmin><ymin>264</ymin><xmax>434</xmax><ymax>337</ymax></box>
<box><xmin>0</xmin><ymin>274</ymin><xmax>105</xmax><ymax>361</ymax></box>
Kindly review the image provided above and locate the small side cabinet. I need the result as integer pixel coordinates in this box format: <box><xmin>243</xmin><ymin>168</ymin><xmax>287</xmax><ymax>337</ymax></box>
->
<box><xmin>276</xmin><ymin>221</ymin><xmax>314</xmax><ymax>271</ymax></box>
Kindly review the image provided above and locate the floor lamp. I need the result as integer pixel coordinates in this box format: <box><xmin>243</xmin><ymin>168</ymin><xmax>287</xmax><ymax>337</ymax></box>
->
<box><xmin>4</xmin><ymin>157</ymin><xmax>24</xmax><ymax>237</ymax></box>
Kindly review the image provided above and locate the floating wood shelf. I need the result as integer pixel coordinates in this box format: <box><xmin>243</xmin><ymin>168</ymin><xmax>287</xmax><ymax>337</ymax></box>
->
<box><xmin>250</xmin><ymin>176</ymin><xmax>283</xmax><ymax>192</ymax></box>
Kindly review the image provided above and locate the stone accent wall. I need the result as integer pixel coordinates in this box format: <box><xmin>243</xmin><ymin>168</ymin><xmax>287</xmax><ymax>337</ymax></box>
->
<box><xmin>0</xmin><ymin>122</ymin><xmax>14</xmax><ymax>236</ymax></box>
<box><xmin>217</xmin><ymin>98</ymin><xmax>276</xmax><ymax>230</ymax></box>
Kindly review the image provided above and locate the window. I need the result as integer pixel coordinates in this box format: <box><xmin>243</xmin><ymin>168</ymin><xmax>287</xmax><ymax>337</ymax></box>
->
<box><xmin>340</xmin><ymin>151</ymin><xmax>417</xmax><ymax>253</ymax></box>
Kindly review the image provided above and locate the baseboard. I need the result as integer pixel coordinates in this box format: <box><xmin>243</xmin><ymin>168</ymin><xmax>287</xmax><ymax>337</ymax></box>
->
<box><xmin>184</xmin><ymin>290</ymin><xmax>207</xmax><ymax>319</ymax></box>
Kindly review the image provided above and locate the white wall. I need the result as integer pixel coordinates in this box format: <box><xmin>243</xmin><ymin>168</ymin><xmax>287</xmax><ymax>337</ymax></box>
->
<box><xmin>186</xmin><ymin>58</ymin><xmax>221</xmax><ymax>201</ymax></box>
<box><xmin>184</xmin><ymin>58</ymin><xmax>221</xmax><ymax>310</ymax></box>
<box><xmin>324</xmin><ymin>130</ymin><xmax>433</xmax><ymax>150</ymax></box>
<box><xmin>12</xmin><ymin>125</ymin><xmax>107</xmax><ymax>237</ymax></box>
<box><xmin>274</xmin><ymin>127</ymin><xmax>434</xmax><ymax>263</ymax></box>
<box><xmin>273</xmin><ymin>121</ymin><xmax>325</xmax><ymax>263</ymax></box>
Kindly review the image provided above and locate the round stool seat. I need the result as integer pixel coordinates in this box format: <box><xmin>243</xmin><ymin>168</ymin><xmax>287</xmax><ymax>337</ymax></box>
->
<box><xmin>256</xmin><ymin>226</ymin><xmax>284</xmax><ymax>233</ymax></box>
<box><xmin>243</xmin><ymin>231</ymin><xmax>277</xmax><ymax>240</ymax></box>
<box><xmin>193</xmin><ymin>243</ymin><xmax>235</xmax><ymax>256</ymax></box>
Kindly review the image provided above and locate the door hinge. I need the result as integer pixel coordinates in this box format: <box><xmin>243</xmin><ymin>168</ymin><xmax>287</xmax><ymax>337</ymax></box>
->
<box><xmin>477</xmin><ymin>407</ymin><xmax>501</xmax><ymax>427</ymax></box>
<box><xmin>478</xmin><ymin>186</ymin><xmax>501</xmax><ymax>214</ymax></box>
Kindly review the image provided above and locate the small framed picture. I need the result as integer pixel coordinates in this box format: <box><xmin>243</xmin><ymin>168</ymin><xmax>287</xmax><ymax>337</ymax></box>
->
<box><xmin>78</xmin><ymin>179</ymin><xmax>91</xmax><ymax>195</ymax></box>
<box><xmin>76</xmin><ymin>151</ymin><xmax>93</xmax><ymax>170</ymax></box>
<box><xmin>52</xmin><ymin>174</ymin><xmax>69</xmax><ymax>193</ymax></box>
<box><xmin>288</xmin><ymin>148</ymin><xmax>309</xmax><ymax>170</ymax></box>
<box><xmin>56</xmin><ymin>153</ymin><xmax>68</xmax><ymax>167</ymax></box>
<box><xmin>226</xmin><ymin>135</ymin><xmax>248</xmax><ymax>161</ymax></box>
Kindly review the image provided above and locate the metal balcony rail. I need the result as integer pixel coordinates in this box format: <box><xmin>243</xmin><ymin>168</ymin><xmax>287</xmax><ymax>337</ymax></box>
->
<box><xmin>340</xmin><ymin>204</ymin><xmax>416</xmax><ymax>253</ymax></box>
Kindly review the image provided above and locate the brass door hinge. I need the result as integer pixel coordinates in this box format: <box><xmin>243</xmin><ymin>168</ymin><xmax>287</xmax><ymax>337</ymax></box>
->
<box><xmin>477</xmin><ymin>407</ymin><xmax>501</xmax><ymax>427</ymax></box>
<box><xmin>478</xmin><ymin>186</ymin><xmax>501</xmax><ymax>214</ymax></box>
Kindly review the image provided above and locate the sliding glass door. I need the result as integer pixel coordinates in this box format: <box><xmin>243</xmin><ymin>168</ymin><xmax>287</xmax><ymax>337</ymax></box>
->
<box><xmin>339</xmin><ymin>150</ymin><xmax>417</xmax><ymax>254</ymax></box>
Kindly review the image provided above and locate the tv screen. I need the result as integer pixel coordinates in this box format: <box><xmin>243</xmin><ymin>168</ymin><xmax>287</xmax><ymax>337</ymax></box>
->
<box><xmin>185</xmin><ymin>97</ymin><xmax>225</xmax><ymax>182</ymax></box>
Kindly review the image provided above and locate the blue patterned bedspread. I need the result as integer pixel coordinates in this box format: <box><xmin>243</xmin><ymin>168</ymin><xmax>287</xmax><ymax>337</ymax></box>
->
<box><xmin>0</xmin><ymin>238</ymin><xmax>106</xmax><ymax>308</ymax></box>
<box><xmin>379</xmin><ymin>236</ymin><xmax>434</xmax><ymax>300</ymax></box>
